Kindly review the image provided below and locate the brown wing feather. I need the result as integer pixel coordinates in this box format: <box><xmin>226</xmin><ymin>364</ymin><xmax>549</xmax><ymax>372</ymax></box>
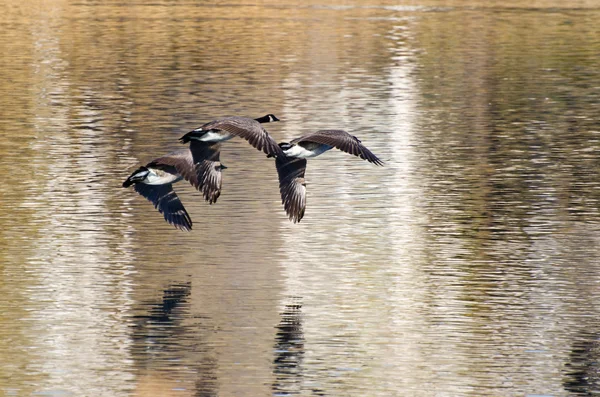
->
<box><xmin>276</xmin><ymin>156</ymin><xmax>307</xmax><ymax>223</ymax></box>
<box><xmin>150</xmin><ymin>149</ymin><xmax>199</xmax><ymax>188</ymax></box>
<box><xmin>196</xmin><ymin>160</ymin><xmax>223</xmax><ymax>204</ymax></box>
<box><xmin>150</xmin><ymin>143</ymin><xmax>224</xmax><ymax>203</ymax></box>
<box><xmin>133</xmin><ymin>183</ymin><xmax>192</xmax><ymax>231</ymax></box>
<box><xmin>190</xmin><ymin>141</ymin><xmax>223</xmax><ymax>204</ymax></box>
<box><xmin>292</xmin><ymin>130</ymin><xmax>383</xmax><ymax>165</ymax></box>
<box><xmin>202</xmin><ymin>117</ymin><xmax>284</xmax><ymax>157</ymax></box>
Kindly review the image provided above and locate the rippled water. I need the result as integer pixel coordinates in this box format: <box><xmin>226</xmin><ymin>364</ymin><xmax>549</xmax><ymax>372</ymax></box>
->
<box><xmin>2</xmin><ymin>1</ymin><xmax>600</xmax><ymax>396</ymax></box>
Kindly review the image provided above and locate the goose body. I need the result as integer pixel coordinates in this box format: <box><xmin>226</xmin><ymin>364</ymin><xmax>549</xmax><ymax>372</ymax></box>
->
<box><xmin>281</xmin><ymin>141</ymin><xmax>333</xmax><ymax>158</ymax></box>
<box><xmin>179</xmin><ymin>114</ymin><xmax>283</xmax><ymax>157</ymax></box>
<box><xmin>130</xmin><ymin>167</ymin><xmax>183</xmax><ymax>185</ymax></box>
<box><xmin>193</xmin><ymin>130</ymin><xmax>235</xmax><ymax>143</ymax></box>
<box><xmin>275</xmin><ymin>130</ymin><xmax>383</xmax><ymax>223</ymax></box>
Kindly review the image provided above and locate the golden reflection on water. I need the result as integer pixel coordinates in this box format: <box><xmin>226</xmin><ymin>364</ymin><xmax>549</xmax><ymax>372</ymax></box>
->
<box><xmin>1</xmin><ymin>1</ymin><xmax>600</xmax><ymax>396</ymax></box>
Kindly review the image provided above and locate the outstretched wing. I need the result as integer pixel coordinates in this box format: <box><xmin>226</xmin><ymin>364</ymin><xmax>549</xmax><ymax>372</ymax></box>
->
<box><xmin>133</xmin><ymin>183</ymin><xmax>192</xmax><ymax>231</ymax></box>
<box><xmin>150</xmin><ymin>144</ymin><xmax>223</xmax><ymax>203</ymax></box>
<box><xmin>150</xmin><ymin>149</ymin><xmax>199</xmax><ymax>189</ymax></box>
<box><xmin>190</xmin><ymin>141</ymin><xmax>223</xmax><ymax>204</ymax></box>
<box><xmin>292</xmin><ymin>130</ymin><xmax>383</xmax><ymax>165</ymax></box>
<box><xmin>202</xmin><ymin>116</ymin><xmax>284</xmax><ymax>157</ymax></box>
<box><xmin>276</xmin><ymin>156</ymin><xmax>307</xmax><ymax>223</ymax></box>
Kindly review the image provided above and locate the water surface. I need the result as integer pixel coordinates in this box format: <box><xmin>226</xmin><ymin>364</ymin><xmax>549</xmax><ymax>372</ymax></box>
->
<box><xmin>1</xmin><ymin>1</ymin><xmax>600</xmax><ymax>396</ymax></box>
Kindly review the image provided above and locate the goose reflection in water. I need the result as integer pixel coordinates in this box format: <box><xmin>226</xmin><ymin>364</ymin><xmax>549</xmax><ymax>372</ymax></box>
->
<box><xmin>272</xmin><ymin>300</ymin><xmax>305</xmax><ymax>395</ymax></box>
<box><xmin>563</xmin><ymin>331</ymin><xmax>600</xmax><ymax>395</ymax></box>
<box><xmin>130</xmin><ymin>282</ymin><xmax>217</xmax><ymax>397</ymax></box>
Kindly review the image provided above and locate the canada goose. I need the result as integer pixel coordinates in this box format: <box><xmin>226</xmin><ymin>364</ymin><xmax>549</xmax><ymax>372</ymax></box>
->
<box><xmin>178</xmin><ymin>114</ymin><xmax>282</xmax><ymax>204</ymax></box>
<box><xmin>122</xmin><ymin>145</ymin><xmax>226</xmax><ymax>231</ymax></box>
<box><xmin>179</xmin><ymin>114</ymin><xmax>283</xmax><ymax>157</ymax></box>
<box><xmin>274</xmin><ymin>130</ymin><xmax>383</xmax><ymax>223</ymax></box>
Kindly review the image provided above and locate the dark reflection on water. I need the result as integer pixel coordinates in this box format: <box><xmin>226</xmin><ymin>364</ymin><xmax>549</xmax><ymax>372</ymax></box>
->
<box><xmin>272</xmin><ymin>299</ymin><xmax>306</xmax><ymax>396</ymax></box>
<box><xmin>2</xmin><ymin>0</ymin><xmax>600</xmax><ymax>396</ymax></box>
<box><xmin>132</xmin><ymin>283</ymin><xmax>194</xmax><ymax>362</ymax></box>
<box><xmin>130</xmin><ymin>282</ymin><xmax>218</xmax><ymax>396</ymax></box>
<box><xmin>564</xmin><ymin>332</ymin><xmax>600</xmax><ymax>396</ymax></box>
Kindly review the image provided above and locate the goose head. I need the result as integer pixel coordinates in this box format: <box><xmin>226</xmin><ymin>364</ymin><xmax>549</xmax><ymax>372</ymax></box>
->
<box><xmin>255</xmin><ymin>114</ymin><xmax>280</xmax><ymax>123</ymax></box>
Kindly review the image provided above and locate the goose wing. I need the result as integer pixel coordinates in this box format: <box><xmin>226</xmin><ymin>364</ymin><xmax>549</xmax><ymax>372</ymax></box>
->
<box><xmin>202</xmin><ymin>116</ymin><xmax>284</xmax><ymax>157</ymax></box>
<box><xmin>150</xmin><ymin>149</ymin><xmax>199</xmax><ymax>188</ymax></box>
<box><xmin>292</xmin><ymin>130</ymin><xmax>383</xmax><ymax>165</ymax></box>
<box><xmin>276</xmin><ymin>156</ymin><xmax>307</xmax><ymax>223</ymax></box>
<box><xmin>133</xmin><ymin>183</ymin><xmax>192</xmax><ymax>231</ymax></box>
<box><xmin>190</xmin><ymin>141</ymin><xmax>223</xmax><ymax>204</ymax></box>
<box><xmin>151</xmin><ymin>144</ymin><xmax>223</xmax><ymax>203</ymax></box>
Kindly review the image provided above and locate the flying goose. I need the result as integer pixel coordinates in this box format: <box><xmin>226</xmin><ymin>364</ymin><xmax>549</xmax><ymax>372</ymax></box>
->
<box><xmin>274</xmin><ymin>129</ymin><xmax>383</xmax><ymax>223</ymax></box>
<box><xmin>178</xmin><ymin>114</ymin><xmax>283</xmax><ymax>203</ymax></box>
<box><xmin>122</xmin><ymin>145</ymin><xmax>225</xmax><ymax>231</ymax></box>
<box><xmin>179</xmin><ymin>114</ymin><xmax>282</xmax><ymax>155</ymax></box>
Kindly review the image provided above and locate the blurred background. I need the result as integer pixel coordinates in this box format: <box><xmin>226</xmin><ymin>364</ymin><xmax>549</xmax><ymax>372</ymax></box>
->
<box><xmin>1</xmin><ymin>1</ymin><xmax>600</xmax><ymax>396</ymax></box>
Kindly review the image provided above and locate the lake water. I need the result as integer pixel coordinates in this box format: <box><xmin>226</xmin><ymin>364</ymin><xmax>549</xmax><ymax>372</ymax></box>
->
<box><xmin>1</xmin><ymin>1</ymin><xmax>600</xmax><ymax>396</ymax></box>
